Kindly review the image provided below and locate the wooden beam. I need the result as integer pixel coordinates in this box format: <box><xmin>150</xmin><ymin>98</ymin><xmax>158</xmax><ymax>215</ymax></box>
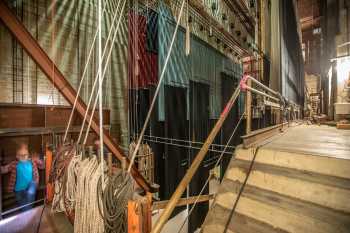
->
<box><xmin>336</xmin><ymin>123</ymin><xmax>350</xmax><ymax>130</ymax></box>
<box><xmin>0</xmin><ymin>1</ymin><xmax>155</xmax><ymax>192</ymax></box>
<box><xmin>0</xmin><ymin>126</ymin><xmax>96</xmax><ymax>137</ymax></box>
<box><xmin>152</xmin><ymin>194</ymin><xmax>214</xmax><ymax>210</ymax></box>
<box><xmin>128</xmin><ymin>193</ymin><xmax>152</xmax><ymax>233</ymax></box>
<box><xmin>241</xmin><ymin>122</ymin><xmax>289</xmax><ymax>148</ymax></box>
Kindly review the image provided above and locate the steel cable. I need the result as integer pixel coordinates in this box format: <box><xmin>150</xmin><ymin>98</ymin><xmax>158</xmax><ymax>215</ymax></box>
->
<box><xmin>176</xmin><ymin>113</ymin><xmax>245</xmax><ymax>233</ymax></box>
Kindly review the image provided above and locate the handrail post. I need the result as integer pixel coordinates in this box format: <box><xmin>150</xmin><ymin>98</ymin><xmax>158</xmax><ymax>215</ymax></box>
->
<box><xmin>245</xmin><ymin>78</ymin><xmax>252</xmax><ymax>134</ymax></box>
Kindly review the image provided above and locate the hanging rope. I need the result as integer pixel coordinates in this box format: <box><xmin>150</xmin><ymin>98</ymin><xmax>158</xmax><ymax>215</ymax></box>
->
<box><xmin>63</xmin><ymin>3</ymin><xmax>109</xmax><ymax>143</ymax></box>
<box><xmin>51</xmin><ymin>145</ymin><xmax>76</xmax><ymax>213</ymax></box>
<box><xmin>185</xmin><ymin>0</ymin><xmax>190</xmax><ymax>56</ymax></box>
<box><xmin>82</xmin><ymin>0</ymin><xmax>127</xmax><ymax>145</ymax></box>
<box><xmin>48</xmin><ymin>0</ymin><xmax>56</xmax><ymax>105</ymax></box>
<box><xmin>76</xmin><ymin>0</ymin><xmax>124</xmax><ymax>144</ymax></box>
<box><xmin>97</xmin><ymin>169</ymin><xmax>133</xmax><ymax>233</ymax></box>
<box><xmin>97</xmin><ymin>0</ymin><xmax>105</xmax><ymax>194</ymax></box>
<box><xmin>127</xmin><ymin>0</ymin><xmax>187</xmax><ymax>173</ymax></box>
<box><xmin>74</xmin><ymin>156</ymin><xmax>105</xmax><ymax>233</ymax></box>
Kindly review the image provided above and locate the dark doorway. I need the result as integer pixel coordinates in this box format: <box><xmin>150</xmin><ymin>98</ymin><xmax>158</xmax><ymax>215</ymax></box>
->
<box><xmin>220</xmin><ymin>73</ymin><xmax>242</xmax><ymax>178</ymax></box>
<box><xmin>188</xmin><ymin>81</ymin><xmax>210</xmax><ymax>233</ymax></box>
<box><xmin>164</xmin><ymin>85</ymin><xmax>188</xmax><ymax>204</ymax></box>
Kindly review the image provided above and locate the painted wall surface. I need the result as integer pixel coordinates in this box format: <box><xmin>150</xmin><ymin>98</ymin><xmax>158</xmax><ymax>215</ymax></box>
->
<box><xmin>157</xmin><ymin>3</ymin><xmax>243</xmax><ymax>120</ymax></box>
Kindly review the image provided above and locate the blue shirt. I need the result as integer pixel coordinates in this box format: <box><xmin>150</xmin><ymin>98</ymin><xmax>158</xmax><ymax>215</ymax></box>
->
<box><xmin>15</xmin><ymin>160</ymin><xmax>33</xmax><ymax>192</ymax></box>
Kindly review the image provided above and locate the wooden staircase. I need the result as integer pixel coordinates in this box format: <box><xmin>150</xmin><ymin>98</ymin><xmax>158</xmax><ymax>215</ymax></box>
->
<box><xmin>202</xmin><ymin>140</ymin><xmax>350</xmax><ymax>233</ymax></box>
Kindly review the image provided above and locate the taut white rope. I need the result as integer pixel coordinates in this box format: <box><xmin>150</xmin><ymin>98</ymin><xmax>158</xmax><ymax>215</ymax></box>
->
<box><xmin>127</xmin><ymin>0</ymin><xmax>187</xmax><ymax>172</ymax></box>
<box><xmin>76</xmin><ymin>0</ymin><xmax>123</xmax><ymax>144</ymax></box>
<box><xmin>63</xmin><ymin>3</ymin><xmax>108</xmax><ymax>143</ymax></box>
<box><xmin>82</xmin><ymin>0</ymin><xmax>127</xmax><ymax>145</ymax></box>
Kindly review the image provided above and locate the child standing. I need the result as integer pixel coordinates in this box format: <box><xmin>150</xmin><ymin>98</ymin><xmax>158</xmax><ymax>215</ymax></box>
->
<box><xmin>1</xmin><ymin>143</ymin><xmax>44</xmax><ymax>209</ymax></box>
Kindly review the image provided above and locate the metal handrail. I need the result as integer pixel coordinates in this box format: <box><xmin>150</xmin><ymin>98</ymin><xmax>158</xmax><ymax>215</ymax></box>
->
<box><xmin>151</xmin><ymin>75</ymin><xmax>288</xmax><ymax>233</ymax></box>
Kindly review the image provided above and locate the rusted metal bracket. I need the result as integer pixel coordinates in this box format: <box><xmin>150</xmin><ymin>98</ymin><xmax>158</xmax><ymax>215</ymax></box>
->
<box><xmin>0</xmin><ymin>1</ymin><xmax>155</xmax><ymax>192</ymax></box>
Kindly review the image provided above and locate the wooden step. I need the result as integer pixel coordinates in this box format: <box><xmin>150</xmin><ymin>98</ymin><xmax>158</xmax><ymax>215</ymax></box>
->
<box><xmin>225</xmin><ymin>159</ymin><xmax>350</xmax><ymax>213</ymax></box>
<box><xmin>235</xmin><ymin>146</ymin><xmax>350</xmax><ymax>180</ymax></box>
<box><xmin>211</xmin><ymin>185</ymin><xmax>350</xmax><ymax>232</ymax></box>
<box><xmin>216</xmin><ymin>178</ymin><xmax>350</xmax><ymax>232</ymax></box>
<box><xmin>202</xmin><ymin>204</ymin><xmax>289</xmax><ymax>233</ymax></box>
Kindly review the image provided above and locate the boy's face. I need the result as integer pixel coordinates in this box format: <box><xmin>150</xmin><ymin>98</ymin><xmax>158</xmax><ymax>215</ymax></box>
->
<box><xmin>16</xmin><ymin>146</ymin><xmax>29</xmax><ymax>161</ymax></box>
<box><xmin>94</xmin><ymin>139</ymin><xmax>100</xmax><ymax>149</ymax></box>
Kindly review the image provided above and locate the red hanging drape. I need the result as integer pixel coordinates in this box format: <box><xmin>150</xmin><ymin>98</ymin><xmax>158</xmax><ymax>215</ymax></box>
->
<box><xmin>128</xmin><ymin>11</ymin><xmax>158</xmax><ymax>89</ymax></box>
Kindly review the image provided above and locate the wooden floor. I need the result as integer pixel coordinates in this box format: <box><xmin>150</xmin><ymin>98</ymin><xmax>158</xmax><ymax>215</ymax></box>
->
<box><xmin>0</xmin><ymin>205</ymin><xmax>73</xmax><ymax>233</ymax></box>
<box><xmin>202</xmin><ymin>124</ymin><xmax>350</xmax><ymax>233</ymax></box>
<box><xmin>263</xmin><ymin>124</ymin><xmax>350</xmax><ymax>160</ymax></box>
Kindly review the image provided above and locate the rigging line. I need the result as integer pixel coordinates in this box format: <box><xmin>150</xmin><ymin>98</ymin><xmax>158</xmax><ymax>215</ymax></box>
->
<box><xmin>49</xmin><ymin>0</ymin><xmax>55</xmax><ymax>105</ymax></box>
<box><xmin>77</xmin><ymin>0</ymin><xmax>122</xmax><ymax>144</ymax></box>
<box><xmin>76</xmin><ymin>0</ymin><xmax>123</xmax><ymax>144</ymax></box>
<box><xmin>127</xmin><ymin>0</ymin><xmax>187</xmax><ymax>173</ymax></box>
<box><xmin>82</xmin><ymin>0</ymin><xmax>127</xmax><ymax>145</ymax></box>
<box><xmin>223</xmin><ymin>145</ymin><xmax>260</xmax><ymax>233</ymax></box>
<box><xmin>138</xmin><ymin>134</ymin><xmax>236</xmax><ymax>150</ymax></box>
<box><xmin>98</xmin><ymin>0</ymin><xmax>104</xmax><ymax>187</ymax></box>
<box><xmin>63</xmin><ymin>2</ymin><xmax>109</xmax><ymax>143</ymax></box>
<box><xmin>141</xmin><ymin>138</ymin><xmax>235</xmax><ymax>155</ymax></box>
<box><xmin>176</xmin><ymin>113</ymin><xmax>245</xmax><ymax>233</ymax></box>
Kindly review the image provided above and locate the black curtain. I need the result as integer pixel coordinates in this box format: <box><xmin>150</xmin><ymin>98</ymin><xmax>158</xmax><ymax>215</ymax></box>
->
<box><xmin>129</xmin><ymin>89</ymin><xmax>150</xmax><ymax>138</ymax></box>
<box><xmin>164</xmin><ymin>85</ymin><xmax>188</xmax><ymax>216</ymax></box>
<box><xmin>188</xmin><ymin>81</ymin><xmax>210</xmax><ymax>233</ymax></box>
<box><xmin>220</xmin><ymin>73</ymin><xmax>242</xmax><ymax>179</ymax></box>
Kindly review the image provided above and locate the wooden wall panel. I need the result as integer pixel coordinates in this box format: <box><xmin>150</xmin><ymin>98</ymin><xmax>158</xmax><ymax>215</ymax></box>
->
<box><xmin>0</xmin><ymin>104</ymin><xmax>110</xmax><ymax>128</ymax></box>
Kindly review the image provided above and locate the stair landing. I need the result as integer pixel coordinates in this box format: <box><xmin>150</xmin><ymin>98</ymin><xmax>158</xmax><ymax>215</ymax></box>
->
<box><xmin>202</xmin><ymin>124</ymin><xmax>350</xmax><ymax>233</ymax></box>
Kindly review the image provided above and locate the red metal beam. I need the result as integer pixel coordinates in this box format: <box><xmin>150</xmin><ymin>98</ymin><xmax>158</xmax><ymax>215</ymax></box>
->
<box><xmin>0</xmin><ymin>1</ymin><xmax>154</xmax><ymax>192</ymax></box>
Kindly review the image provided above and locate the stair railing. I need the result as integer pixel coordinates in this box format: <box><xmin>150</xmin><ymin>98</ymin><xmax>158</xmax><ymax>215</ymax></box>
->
<box><xmin>151</xmin><ymin>75</ymin><xmax>289</xmax><ymax>233</ymax></box>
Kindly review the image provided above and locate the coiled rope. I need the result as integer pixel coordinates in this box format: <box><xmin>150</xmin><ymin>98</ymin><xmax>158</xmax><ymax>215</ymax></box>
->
<box><xmin>97</xmin><ymin>170</ymin><xmax>133</xmax><ymax>233</ymax></box>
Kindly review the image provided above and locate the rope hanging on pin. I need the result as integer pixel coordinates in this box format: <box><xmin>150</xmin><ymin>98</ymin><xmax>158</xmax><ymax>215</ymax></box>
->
<box><xmin>185</xmin><ymin>0</ymin><xmax>190</xmax><ymax>56</ymax></box>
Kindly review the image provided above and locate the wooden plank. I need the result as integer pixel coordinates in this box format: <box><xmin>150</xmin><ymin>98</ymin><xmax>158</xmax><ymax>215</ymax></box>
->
<box><xmin>241</xmin><ymin>122</ymin><xmax>289</xmax><ymax>148</ymax></box>
<box><xmin>128</xmin><ymin>194</ymin><xmax>152</xmax><ymax>233</ymax></box>
<box><xmin>337</xmin><ymin>123</ymin><xmax>350</xmax><ymax>130</ymax></box>
<box><xmin>45</xmin><ymin>145</ymin><xmax>54</xmax><ymax>203</ymax></box>
<box><xmin>0</xmin><ymin>104</ymin><xmax>110</xmax><ymax>128</ymax></box>
<box><xmin>152</xmin><ymin>194</ymin><xmax>214</xmax><ymax>210</ymax></box>
<box><xmin>0</xmin><ymin>126</ymin><xmax>103</xmax><ymax>137</ymax></box>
